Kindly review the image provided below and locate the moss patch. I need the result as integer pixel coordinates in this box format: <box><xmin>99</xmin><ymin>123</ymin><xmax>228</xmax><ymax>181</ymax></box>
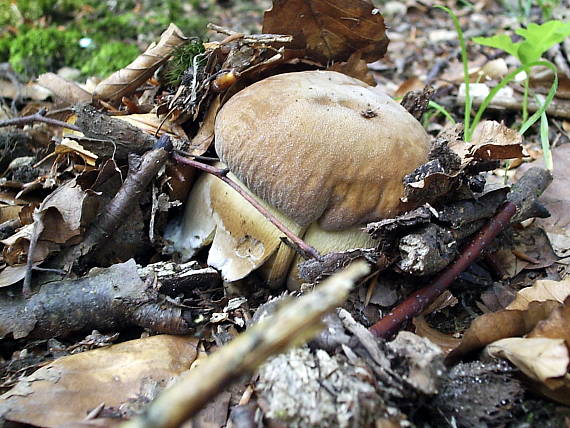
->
<box><xmin>81</xmin><ymin>42</ymin><xmax>140</xmax><ymax>77</ymax></box>
<box><xmin>8</xmin><ymin>26</ymin><xmax>85</xmax><ymax>77</ymax></box>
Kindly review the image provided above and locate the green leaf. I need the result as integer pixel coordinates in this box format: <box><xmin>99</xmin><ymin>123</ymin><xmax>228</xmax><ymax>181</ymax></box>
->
<box><xmin>473</xmin><ymin>34</ymin><xmax>520</xmax><ymax>58</ymax></box>
<box><xmin>516</xmin><ymin>21</ymin><xmax>570</xmax><ymax>64</ymax></box>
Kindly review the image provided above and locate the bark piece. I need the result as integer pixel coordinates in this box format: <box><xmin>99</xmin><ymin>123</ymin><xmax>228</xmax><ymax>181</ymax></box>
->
<box><xmin>0</xmin><ymin>259</ymin><xmax>202</xmax><ymax>339</ymax></box>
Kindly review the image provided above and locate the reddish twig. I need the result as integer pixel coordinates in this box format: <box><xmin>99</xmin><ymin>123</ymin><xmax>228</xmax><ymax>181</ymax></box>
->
<box><xmin>173</xmin><ymin>153</ymin><xmax>321</xmax><ymax>260</ymax></box>
<box><xmin>0</xmin><ymin>107</ymin><xmax>81</xmax><ymax>131</ymax></box>
<box><xmin>369</xmin><ymin>201</ymin><xmax>517</xmax><ymax>339</ymax></box>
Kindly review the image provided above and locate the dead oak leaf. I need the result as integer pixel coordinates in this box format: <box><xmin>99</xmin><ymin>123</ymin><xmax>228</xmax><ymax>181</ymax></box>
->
<box><xmin>262</xmin><ymin>0</ymin><xmax>388</xmax><ymax>64</ymax></box>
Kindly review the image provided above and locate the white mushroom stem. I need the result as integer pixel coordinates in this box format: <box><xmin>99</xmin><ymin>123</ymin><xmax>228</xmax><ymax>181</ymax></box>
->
<box><xmin>173</xmin><ymin>153</ymin><xmax>320</xmax><ymax>259</ymax></box>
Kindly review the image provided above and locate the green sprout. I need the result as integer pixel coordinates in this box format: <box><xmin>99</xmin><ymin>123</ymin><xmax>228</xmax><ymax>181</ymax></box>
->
<box><xmin>437</xmin><ymin>6</ymin><xmax>566</xmax><ymax>171</ymax></box>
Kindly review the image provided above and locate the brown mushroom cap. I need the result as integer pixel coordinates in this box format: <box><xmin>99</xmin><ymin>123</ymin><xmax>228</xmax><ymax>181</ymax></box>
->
<box><xmin>215</xmin><ymin>70</ymin><xmax>431</xmax><ymax>231</ymax></box>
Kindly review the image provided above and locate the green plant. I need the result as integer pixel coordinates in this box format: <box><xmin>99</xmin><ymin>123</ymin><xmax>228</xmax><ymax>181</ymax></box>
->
<box><xmin>437</xmin><ymin>6</ymin><xmax>565</xmax><ymax>171</ymax></box>
<box><xmin>163</xmin><ymin>39</ymin><xmax>206</xmax><ymax>87</ymax></box>
<box><xmin>474</xmin><ymin>21</ymin><xmax>570</xmax><ymax>122</ymax></box>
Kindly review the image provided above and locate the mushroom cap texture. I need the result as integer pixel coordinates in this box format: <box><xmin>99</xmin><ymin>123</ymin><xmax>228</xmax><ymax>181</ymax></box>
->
<box><xmin>215</xmin><ymin>70</ymin><xmax>431</xmax><ymax>231</ymax></box>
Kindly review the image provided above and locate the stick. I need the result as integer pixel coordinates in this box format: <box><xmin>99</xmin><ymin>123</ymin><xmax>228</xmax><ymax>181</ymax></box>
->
<box><xmin>0</xmin><ymin>107</ymin><xmax>81</xmax><ymax>131</ymax></box>
<box><xmin>173</xmin><ymin>153</ymin><xmax>321</xmax><ymax>260</ymax></box>
<box><xmin>369</xmin><ymin>167</ymin><xmax>553</xmax><ymax>339</ymax></box>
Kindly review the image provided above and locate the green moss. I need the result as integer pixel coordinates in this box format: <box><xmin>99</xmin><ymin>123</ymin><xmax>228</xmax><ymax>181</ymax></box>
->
<box><xmin>163</xmin><ymin>39</ymin><xmax>206</xmax><ymax>87</ymax></box>
<box><xmin>8</xmin><ymin>26</ymin><xmax>85</xmax><ymax>77</ymax></box>
<box><xmin>81</xmin><ymin>42</ymin><xmax>140</xmax><ymax>77</ymax></box>
<box><xmin>0</xmin><ymin>36</ymin><xmax>10</xmax><ymax>63</ymax></box>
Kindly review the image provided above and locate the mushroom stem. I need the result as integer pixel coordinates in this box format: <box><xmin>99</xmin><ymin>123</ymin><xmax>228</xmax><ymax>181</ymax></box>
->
<box><xmin>173</xmin><ymin>153</ymin><xmax>321</xmax><ymax>260</ymax></box>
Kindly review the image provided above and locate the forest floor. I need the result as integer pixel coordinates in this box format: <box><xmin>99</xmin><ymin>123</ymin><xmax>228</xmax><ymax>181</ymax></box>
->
<box><xmin>0</xmin><ymin>1</ymin><xmax>570</xmax><ymax>427</ymax></box>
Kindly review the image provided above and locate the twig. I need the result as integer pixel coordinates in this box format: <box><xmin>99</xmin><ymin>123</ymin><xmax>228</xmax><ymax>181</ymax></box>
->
<box><xmin>369</xmin><ymin>167</ymin><xmax>553</xmax><ymax>339</ymax></box>
<box><xmin>0</xmin><ymin>107</ymin><xmax>81</xmax><ymax>131</ymax></box>
<box><xmin>121</xmin><ymin>261</ymin><xmax>369</xmax><ymax>428</ymax></box>
<box><xmin>173</xmin><ymin>153</ymin><xmax>321</xmax><ymax>260</ymax></box>
<box><xmin>22</xmin><ymin>209</ymin><xmax>43</xmax><ymax>297</ymax></box>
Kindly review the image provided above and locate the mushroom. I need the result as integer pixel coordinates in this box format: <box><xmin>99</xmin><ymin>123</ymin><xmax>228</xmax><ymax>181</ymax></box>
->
<box><xmin>166</xmin><ymin>70</ymin><xmax>431</xmax><ymax>288</ymax></box>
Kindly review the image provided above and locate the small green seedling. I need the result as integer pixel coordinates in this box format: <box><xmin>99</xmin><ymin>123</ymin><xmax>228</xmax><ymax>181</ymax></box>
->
<box><xmin>473</xmin><ymin>20</ymin><xmax>570</xmax><ymax>170</ymax></box>
<box><xmin>474</xmin><ymin>21</ymin><xmax>570</xmax><ymax>122</ymax></box>
<box><xmin>437</xmin><ymin>6</ymin><xmax>567</xmax><ymax>171</ymax></box>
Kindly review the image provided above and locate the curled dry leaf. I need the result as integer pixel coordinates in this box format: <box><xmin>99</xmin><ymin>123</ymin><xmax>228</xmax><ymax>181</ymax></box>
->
<box><xmin>37</xmin><ymin>73</ymin><xmax>92</xmax><ymax>104</ymax></box>
<box><xmin>262</xmin><ymin>0</ymin><xmax>389</xmax><ymax>64</ymax></box>
<box><xmin>93</xmin><ymin>23</ymin><xmax>187</xmax><ymax>102</ymax></box>
<box><xmin>469</xmin><ymin>120</ymin><xmax>525</xmax><ymax>160</ymax></box>
<box><xmin>0</xmin><ymin>335</ymin><xmax>199</xmax><ymax>427</ymax></box>
<box><xmin>448</xmin><ymin>278</ymin><xmax>570</xmax><ymax>362</ymax></box>
<box><xmin>507</xmin><ymin>278</ymin><xmax>570</xmax><ymax>310</ymax></box>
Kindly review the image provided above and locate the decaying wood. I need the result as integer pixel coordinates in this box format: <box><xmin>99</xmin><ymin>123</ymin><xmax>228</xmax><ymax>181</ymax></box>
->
<box><xmin>401</xmin><ymin>85</ymin><xmax>435</xmax><ymax>121</ymax></box>
<box><xmin>0</xmin><ymin>259</ymin><xmax>218</xmax><ymax>340</ymax></box>
<box><xmin>74</xmin><ymin>104</ymin><xmax>157</xmax><ymax>160</ymax></box>
<box><xmin>53</xmin><ymin>136</ymin><xmax>172</xmax><ymax>271</ymax></box>
<box><xmin>369</xmin><ymin>167</ymin><xmax>553</xmax><ymax>339</ymax></box>
<box><xmin>122</xmin><ymin>261</ymin><xmax>370</xmax><ymax>428</ymax></box>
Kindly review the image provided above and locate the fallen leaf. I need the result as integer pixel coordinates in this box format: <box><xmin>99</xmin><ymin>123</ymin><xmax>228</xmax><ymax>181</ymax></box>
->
<box><xmin>507</xmin><ymin>278</ymin><xmax>570</xmax><ymax>310</ymax></box>
<box><xmin>262</xmin><ymin>0</ymin><xmax>389</xmax><ymax>64</ymax></box>
<box><xmin>0</xmin><ymin>335</ymin><xmax>199</xmax><ymax>427</ymax></box>
<box><xmin>93</xmin><ymin>23</ymin><xmax>187</xmax><ymax>102</ymax></box>
<box><xmin>486</xmin><ymin>337</ymin><xmax>569</xmax><ymax>386</ymax></box>
<box><xmin>469</xmin><ymin>121</ymin><xmax>525</xmax><ymax>160</ymax></box>
<box><xmin>186</xmin><ymin>96</ymin><xmax>221</xmax><ymax>156</ymax></box>
<box><xmin>37</xmin><ymin>73</ymin><xmax>92</xmax><ymax>104</ymax></box>
<box><xmin>447</xmin><ymin>300</ymin><xmax>560</xmax><ymax>361</ymax></box>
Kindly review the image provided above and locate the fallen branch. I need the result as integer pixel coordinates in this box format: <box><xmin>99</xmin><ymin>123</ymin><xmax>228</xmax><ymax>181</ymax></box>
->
<box><xmin>173</xmin><ymin>153</ymin><xmax>321</xmax><ymax>260</ymax></box>
<box><xmin>121</xmin><ymin>261</ymin><xmax>369</xmax><ymax>428</ymax></box>
<box><xmin>369</xmin><ymin>167</ymin><xmax>553</xmax><ymax>339</ymax></box>
<box><xmin>0</xmin><ymin>259</ymin><xmax>215</xmax><ymax>339</ymax></box>
<box><xmin>0</xmin><ymin>107</ymin><xmax>81</xmax><ymax>131</ymax></box>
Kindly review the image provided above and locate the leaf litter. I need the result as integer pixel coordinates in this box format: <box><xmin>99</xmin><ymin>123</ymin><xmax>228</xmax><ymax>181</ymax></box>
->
<box><xmin>0</xmin><ymin>0</ymin><xmax>569</xmax><ymax>426</ymax></box>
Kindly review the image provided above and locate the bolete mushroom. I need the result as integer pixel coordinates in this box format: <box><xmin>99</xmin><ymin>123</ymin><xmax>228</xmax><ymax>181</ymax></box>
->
<box><xmin>166</xmin><ymin>70</ymin><xmax>431</xmax><ymax>288</ymax></box>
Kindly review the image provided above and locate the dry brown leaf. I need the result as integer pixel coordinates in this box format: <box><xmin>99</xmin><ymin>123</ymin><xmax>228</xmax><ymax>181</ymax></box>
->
<box><xmin>0</xmin><ymin>335</ymin><xmax>199</xmax><ymax>427</ymax></box>
<box><xmin>0</xmin><ymin>205</ymin><xmax>21</xmax><ymax>223</ymax></box>
<box><xmin>55</xmin><ymin>138</ymin><xmax>98</xmax><ymax>167</ymax></box>
<box><xmin>37</xmin><ymin>73</ymin><xmax>92</xmax><ymax>104</ymax></box>
<box><xmin>507</xmin><ymin>279</ymin><xmax>570</xmax><ymax>311</ymax></box>
<box><xmin>115</xmin><ymin>113</ymin><xmax>188</xmax><ymax>140</ymax></box>
<box><xmin>412</xmin><ymin>316</ymin><xmax>461</xmax><ymax>354</ymax></box>
<box><xmin>187</xmin><ymin>96</ymin><xmax>221</xmax><ymax>156</ymax></box>
<box><xmin>262</xmin><ymin>0</ymin><xmax>388</xmax><ymax>64</ymax></box>
<box><xmin>528</xmin><ymin>297</ymin><xmax>570</xmax><ymax>344</ymax></box>
<box><xmin>0</xmin><ymin>264</ymin><xmax>28</xmax><ymax>288</ymax></box>
<box><xmin>0</xmin><ymin>79</ymin><xmax>52</xmax><ymax>101</ymax></box>
<box><xmin>517</xmin><ymin>144</ymin><xmax>570</xmax><ymax>258</ymax></box>
<box><xmin>447</xmin><ymin>300</ymin><xmax>561</xmax><ymax>361</ymax></box>
<box><xmin>326</xmin><ymin>49</ymin><xmax>376</xmax><ymax>85</ymax></box>
<box><xmin>93</xmin><ymin>23</ymin><xmax>187</xmax><ymax>102</ymax></box>
<box><xmin>469</xmin><ymin>120</ymin><xmax>525</xmax><ymax>160</ymax></box>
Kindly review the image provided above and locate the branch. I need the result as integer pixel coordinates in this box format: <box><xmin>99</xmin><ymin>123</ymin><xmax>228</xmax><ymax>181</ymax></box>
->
<box><xmin>0</xmin><ymin>107</ymin><xmax>81</xmax><ymax>131</ymax></box>
<box><xmin>173</xmin><ymin>153</ymin><xmax>321</xmax><ymax>260</ymax></box>
<box><xmin>369</xmin><ymin>167</ymin><xmax>553</xmax><ymax>339</ymax></box>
